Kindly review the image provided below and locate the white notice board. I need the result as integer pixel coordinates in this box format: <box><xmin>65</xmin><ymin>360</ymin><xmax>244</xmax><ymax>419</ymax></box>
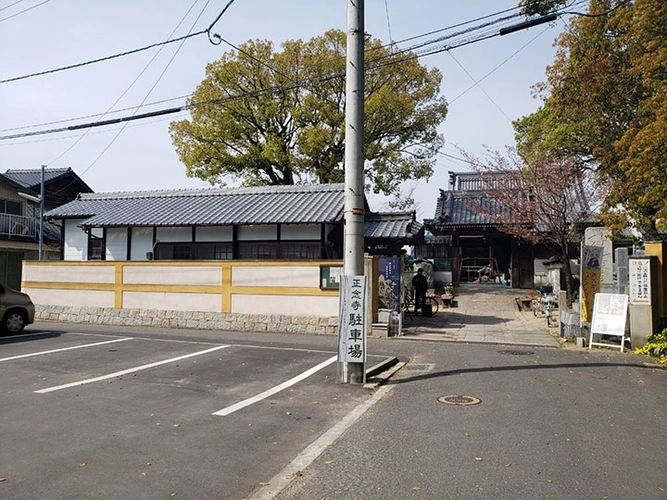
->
<box><xmin>629</xmin><ymin>258</ymin><xmax>651</xmax><ymax>304</ymax></box>
<box><xmin>589</xmin><ymin>293</ymin><xmax>630</xmax><ymax>352</ymax></box>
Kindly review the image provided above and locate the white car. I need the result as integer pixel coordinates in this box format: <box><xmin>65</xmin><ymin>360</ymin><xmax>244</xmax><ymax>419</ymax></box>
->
<box><xmin>0</xmin><ymin>283</ymin><xmax>35</xmax><ymax>334</ymax></box>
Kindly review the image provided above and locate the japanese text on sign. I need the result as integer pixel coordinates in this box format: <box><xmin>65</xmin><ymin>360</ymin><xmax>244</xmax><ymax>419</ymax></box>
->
<box><xmin>591</xmin><ymin>293</ymin><xmax>628</xmax><ymax>336</ymax></box>
<box><xmin>629</xmin><ymin>258</ymin><xmax>651</xmax><ymax>304</ymax></box>
<box><xmin>338</xmin><ymin>275</ymin><xmax>367</xmax><ymax>363</ymax></box>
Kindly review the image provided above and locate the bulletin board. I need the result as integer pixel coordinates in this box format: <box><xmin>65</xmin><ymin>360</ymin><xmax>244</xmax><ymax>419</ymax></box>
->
<box><xmin>320</xmin><ymin>265</ymin><xmax>342</xmax><ymax>289</ymax></box>
<box><xmin>589</xmin><ymin>293</ymin><xmax>630</xmax><ymax>352</ymax></box>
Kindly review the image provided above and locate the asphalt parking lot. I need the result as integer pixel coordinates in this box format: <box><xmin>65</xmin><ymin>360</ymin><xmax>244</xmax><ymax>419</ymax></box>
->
<box><xmin>0</xmin><ymin>325</ymin><xmax>382</xmax><ymax>500</ymax></box>
<box><xmin>3</xmin><ymin>313</ymin><xmax>665</xmax><ymax>500</ymax></box>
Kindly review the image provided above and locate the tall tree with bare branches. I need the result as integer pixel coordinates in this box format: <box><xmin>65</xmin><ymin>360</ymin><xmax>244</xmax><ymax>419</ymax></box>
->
<box><xmin>463</xmin><ymin>148</ymin><xmax>600</xmax><ymax>307</ymax></box>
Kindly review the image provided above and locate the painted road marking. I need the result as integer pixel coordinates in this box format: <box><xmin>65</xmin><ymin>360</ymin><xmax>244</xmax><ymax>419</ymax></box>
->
<box><xmin>248</xmin><ymin>385</ymin><xmax>392</xmax><ymax>500</ymax></box>
<box><xmin>35</xmin><ymin>345</ymin><xmax>229</xmax><ymax>394</ymax></box>
<box><xmin>213</xmin><ymin>354</ymin><xmax>338</xmax><ymax>417</ymax></box>
<box><xmin>0</xmin><ymin>338</ymin><xmax>134</xmax><ymax>362</ymax></box>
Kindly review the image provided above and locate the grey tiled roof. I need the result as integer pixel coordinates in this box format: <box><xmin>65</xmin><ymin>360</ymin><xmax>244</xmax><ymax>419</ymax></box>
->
<box><xmin>433</xmin><ymin>190</ymin><xmax>497</xmax><ymax>227</ymax></box>
<box><xmin>45</xmin><ymin>183</ymin><xmax>347</xmax><ymax>227</ymax></box>
<box><xmin>0</xmin><ymin>172</ymin><xmax>37</xmax><ymax>194</ymax></box>
<box><xmin>365</xmin><ymin>212</ymin><xmax>423</xmax><ymax>240</ymax></box>
<box><xmin>4</xmin><ymin>167</ymin><xmax>92</xmax><ymax>192</ymax></box>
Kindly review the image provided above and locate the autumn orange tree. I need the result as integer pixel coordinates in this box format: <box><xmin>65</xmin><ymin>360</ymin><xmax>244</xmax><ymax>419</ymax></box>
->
<box><xmin>514</xmin><ymin>0</ymin><xmax>667</xmax><ymax>240</ymax></box>
<box><xmin>464</xmin><ymin>148</ymin><xmax>600</xmax><ymax>306</ymax></box>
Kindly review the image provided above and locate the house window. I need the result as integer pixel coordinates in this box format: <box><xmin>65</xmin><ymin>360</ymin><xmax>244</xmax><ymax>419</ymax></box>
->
<box><xmin>173</xmin><ymin>244</ymin><xmax>194</xmax><ymax>260</ymax></box>
<box><xmin>281</xmin><ymin>242</ymin><xmax>321</xmax><ymax>259</ymax></box>
<box><xmin>152</xmin><ymin>240</ymin><xmax>320</xmax><ymax>261</ymax></box>
<box><xmin>213</xmin><ymin>243</ymin><xmax>233</xmax><ymax>260</ymax></box>
<box><xmin>238</xmin><ymin>242</ymin><xmax>278</xmax><ymax>259</ymax></box>
<box><xmin>1</xmin><ymin>199</ymin><xmax>21</xmax><ymax>215</ymax></box>
<box><xmin>154</xmin><ymin>242</ymin><xmax>234</xmax><ymax>260</ymax></box>
<box><xmin>155</xmin><ymin>243</ymin><xmax>174</xmax><ymax>260</ymax></box>
<box><xmin>88</xmin><ymin>234</ymin><xmax>105</xmax><ymax>260</ymax></box>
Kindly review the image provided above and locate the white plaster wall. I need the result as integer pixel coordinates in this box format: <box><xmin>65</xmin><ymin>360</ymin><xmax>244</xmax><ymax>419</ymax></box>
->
<box><xmin>23</xmin><ymin>264</ymin><xmax>115</xmax><ymax>283</ymax></box>
<box><xmin>232</xmin><ymin>294</ymin><xmax>338</xmax><ymax>316</ymax></box>
<box><xmin>281</xmin><ymin>224</ymin><xmax>320</xmax><ymax>240</ymax></box>
<box><xmin>106</xmin><ymin>228</ymin><xmax>127</xmax><ymax>261</ymax></box>
<box><xmin>232</xmin><ymin>266</ymin><xmax>318</xmax><ymax>287</ymax></box>
<box><xmin>238</xmin><ymin>224</ymin><xmax>277</xmax><ymax>241</ymax></box>
<box><xmin>123</xmin><ymin>266</ymin><xmax>222</xmax><ymax>285</ymax></box>
<box><xmin>196</xmin><ymin>226</ymin><xmax>233</xmax><ymax>242</ymax></box>
<box><xmin>130</xmin><ymin>227</ymin><xmax>153</xmax><ymax>260</ymax></box>
<box><xmin>64</xmin><ymin>219</ymin><xmax>86</xmax><ymax>261</ymax></box>
<box><xmin>123</xmin><ymin>291</ymin><xmax>220</xmax><ymax>312</ymax></box>
<box><xmin>156</xmin><ymin>226</ymin><xmax>192</xmax><ymax>242</ymax></box>
<box><xmin>24</xmin><ymin>287</ymin><xmax>114</xmax><ymax>307</ymax></box>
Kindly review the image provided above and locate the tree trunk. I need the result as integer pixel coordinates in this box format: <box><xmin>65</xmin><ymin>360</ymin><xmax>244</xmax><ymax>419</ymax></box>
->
<box><xmin>559</xmin><ymin>237</ymin><xmax>574</xmax><ymax>310</ymax></box>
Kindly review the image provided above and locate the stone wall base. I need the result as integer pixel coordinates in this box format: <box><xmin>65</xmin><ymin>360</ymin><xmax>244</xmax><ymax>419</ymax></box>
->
<box><xmin>559</xmin><ymin>310</ymin><xmax>581</xmax><ymax>340</ymax></box>
<box><xmin>35</xmin><ymin>305</ymin><xmax>339</xmax><ymax>336</ymax></box>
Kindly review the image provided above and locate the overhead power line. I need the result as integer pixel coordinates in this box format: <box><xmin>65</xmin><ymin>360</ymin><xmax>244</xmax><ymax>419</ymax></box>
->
<box><xmin>0</xmin><ymin>94</ymin><xmax>190</xmax><ymax>133</ymax></box>
<box><xmin>0</xmin><ymin>0</ymin><xmax>236</xmax><ymax>84</ymax></box>
<box><xmin>59</xmin><ymin>0</ymin><xmax>211</xmax><ymax>182</ymax></box>
<box><xmin>0</xmin><ymin>0</ymin><xmax>49</xmax><ymax>23</ymax></box>
<box><xmin>0</xmin><ymin>11</ymin><xmax>564</xmax><ymax>141</ymax></box>
<box><xmin>0</xmin><ymin>1</ymin><xmax>28</xmax><ymax>14</ymax></box>
<box><xmin>449</xmin><ymin>24</ymin><xmax>552</xmax><ymax>105</ymax></box>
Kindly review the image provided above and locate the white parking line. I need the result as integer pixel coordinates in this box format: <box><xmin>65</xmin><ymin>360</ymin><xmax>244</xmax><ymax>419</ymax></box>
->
<box><xmin>248</xmin><ymin>385</ymin><xmax>393</xmax><ymax>500</ymax></box>
<box><xmin>213</xmin><ymin>355</ymin><xmax>337</xmax><ymax>417</ymax></box>
<box><xmin>0</xmin><ymin>338</ymin><xmax>134</xmax><ymax>363</ymax></box>
<box><xmin>35</xmin><ymin>345</ymin><xmax>229</xmax><ymax>394</ymax></box>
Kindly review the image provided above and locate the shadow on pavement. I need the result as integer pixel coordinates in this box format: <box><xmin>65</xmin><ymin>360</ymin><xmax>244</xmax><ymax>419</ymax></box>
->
<box><xmin>388</xmin><ymin>361</ymin><xmax>655</xmax><ymax>385</ymax></box>
<box><xmin>0</xmin><ymin>330</ymin><xmax>61</xmax><ymax>345</ymax></box>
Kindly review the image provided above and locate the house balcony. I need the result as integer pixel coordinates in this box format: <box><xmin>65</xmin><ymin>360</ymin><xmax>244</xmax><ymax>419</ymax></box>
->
<box><xmin>0</xmin><ymin>213</ymin><xmax>39</xmax><ymax>241</ymax></box>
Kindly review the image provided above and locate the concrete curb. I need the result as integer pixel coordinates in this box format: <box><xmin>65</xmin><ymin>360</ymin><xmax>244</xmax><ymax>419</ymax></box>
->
<box><xmin>364</xmin><ymin>358</ymin><xmax>405</xmax><ymax>389</ymax></box>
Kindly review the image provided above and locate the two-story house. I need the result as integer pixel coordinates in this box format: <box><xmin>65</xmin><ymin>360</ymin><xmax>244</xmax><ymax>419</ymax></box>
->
<box><xmin>1</xmin><ymin>167</ymin><xmax>93</xmax><ymax>288</ymax></box>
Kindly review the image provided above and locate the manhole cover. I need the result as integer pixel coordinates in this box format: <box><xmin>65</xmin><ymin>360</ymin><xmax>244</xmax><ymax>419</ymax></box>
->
<box><xmin>497</xmin><ymin>349</ymin><xmax>534</xmax><ymax>356</ymax></box>
<box><xmin>438</xmin><ymin>395</ymin><xmax>481</xmax><ymax>406</ymax></box>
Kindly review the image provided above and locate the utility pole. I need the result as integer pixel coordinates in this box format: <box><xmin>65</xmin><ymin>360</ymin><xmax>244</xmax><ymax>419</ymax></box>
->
<box><xmin>338</xmin><ymin>0</ymin><xmax>365</xmax><ymax>384</ymax></box>
<box><xmin>39</xmin><ymin>164</ymin><xmax>45</xmax><ymax>261</ymax></box>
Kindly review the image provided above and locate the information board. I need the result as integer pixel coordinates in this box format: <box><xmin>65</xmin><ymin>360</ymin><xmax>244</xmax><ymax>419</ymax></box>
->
<box><xmin>320</xmin><ymin>265</ymin><xmax>342</xmax><ymax>289</ymax></box>
<box><xmin>337</xmin><ymin>275</ymin><xmax>367</xmax><ymax>363</ymax></box>
<box><xmin>589</xmin><ymin>293</ymin><xmax>629</xmax><ymax>352</ymax></box>
<box><xmin>629</xmin><ymin>258</ymin><xmax>651</xmax><ymax>304</ymax></box>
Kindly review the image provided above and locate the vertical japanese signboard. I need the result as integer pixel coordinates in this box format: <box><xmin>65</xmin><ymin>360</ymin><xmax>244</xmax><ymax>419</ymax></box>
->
<box><xmin>581</xmin><ymin>245</ymin><xmax>603</xmax><ymax>323</ymax></box>
<box><xmin>338</xmin><ymin>275</ymin><xmax>367</xmax><ymax>363</ymax></box>
<box><xmin>378</xmin><ymin>257</ymin><xmax>400</xmax><ymax>313</ymax></box>
<box><xmin>629</xmin><ymin>258</ymin><xmax>651</xmax><ymax>304</ymax></box>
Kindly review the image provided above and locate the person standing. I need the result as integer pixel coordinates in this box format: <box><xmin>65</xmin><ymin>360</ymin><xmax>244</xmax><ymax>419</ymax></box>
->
<box><xmin>412</xmin><ymin>268</ymin><xmax>428</xmax><ymax>314</ymax></box>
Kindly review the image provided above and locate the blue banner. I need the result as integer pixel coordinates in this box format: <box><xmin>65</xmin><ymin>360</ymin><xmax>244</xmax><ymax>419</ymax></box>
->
<box><xmin>379</xmin><ymin>257</ymin><xmax>401</xmax><ymax>313</ymax></box>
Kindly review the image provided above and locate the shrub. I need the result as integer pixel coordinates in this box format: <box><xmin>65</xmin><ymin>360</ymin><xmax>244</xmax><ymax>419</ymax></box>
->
<box><xmin>634</xmin><ymin>327</ymin><xmax>667</xmax><ymax>366</ymax></box>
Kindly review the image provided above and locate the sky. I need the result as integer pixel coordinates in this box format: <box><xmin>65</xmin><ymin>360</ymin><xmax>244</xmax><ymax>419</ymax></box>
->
<box><xmin>0</xmin><ymin>0</ymin><xmax>576</xmax><ymax>219</ymax></box>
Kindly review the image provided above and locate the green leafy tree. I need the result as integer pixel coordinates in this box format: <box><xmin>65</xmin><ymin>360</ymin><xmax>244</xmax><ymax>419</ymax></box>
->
<box><xmin>519</xmin><ymin>0</ymin><xmax>568</xmax><ymax>16</ymax></box>
<box><xmin>169</xmin><ymin>29</ymin><xmax>448</xmax><ymax>196</ymax></box>
<box><xmin>514</xmin><ymin>0</ymin><xmax>667</xmax><ymax>240</ymax></box>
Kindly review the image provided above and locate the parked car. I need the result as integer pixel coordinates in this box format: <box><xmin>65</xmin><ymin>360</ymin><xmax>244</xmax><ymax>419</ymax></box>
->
<box><xmin>0</xmin><ymin>283</ymin><xmax>35</xmax><ymax>334</ymax></box>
